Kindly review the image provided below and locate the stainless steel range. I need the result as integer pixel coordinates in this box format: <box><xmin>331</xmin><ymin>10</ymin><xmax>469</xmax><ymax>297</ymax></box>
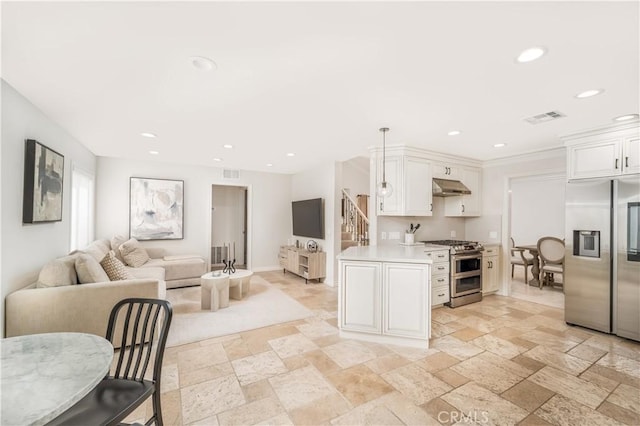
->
<box><xmin>422</xmin><ymin>240</ymin><xmax>484</xmax><ymax>307</ymax></box>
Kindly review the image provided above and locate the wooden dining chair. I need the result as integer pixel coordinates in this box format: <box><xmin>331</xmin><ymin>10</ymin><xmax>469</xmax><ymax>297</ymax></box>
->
<box><xmin>510</xmin><ymin>237</ymin><xmax>534</xmax><ymax>284</ymax></box>
<box><xmin>48</xmin><ymin>298</ymin><xmax>173</xmax><ymax>426</ymax></box>
<box><xmin>537</xmin><ymin>237</ymin><xmax>565</xmax><ymax>289</ymax></box>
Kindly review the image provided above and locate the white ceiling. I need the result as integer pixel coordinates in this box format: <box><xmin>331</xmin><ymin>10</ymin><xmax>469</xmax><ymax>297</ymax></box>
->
<box><xmin>3</xmin><ymin>2</ymin><xmax>639</xmax><ymax>174</ymax></box>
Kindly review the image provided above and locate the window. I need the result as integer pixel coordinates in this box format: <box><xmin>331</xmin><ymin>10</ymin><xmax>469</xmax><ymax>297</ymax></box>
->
<box><xmin>70</xmin><ymin>166</ymin><xmax>95</xmax><ymax>251</ymax></box>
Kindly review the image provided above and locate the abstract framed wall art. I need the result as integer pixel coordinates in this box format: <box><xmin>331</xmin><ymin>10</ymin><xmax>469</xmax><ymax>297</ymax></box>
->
<box><xmin>23</xmin><ymin>139</ymin><xmax>64</xmax><ymax>223</ymax></box>
<box><xmin>130</xmin><ymin>177</ymin><xmax>184</xmax><ymax>240</ymax></box>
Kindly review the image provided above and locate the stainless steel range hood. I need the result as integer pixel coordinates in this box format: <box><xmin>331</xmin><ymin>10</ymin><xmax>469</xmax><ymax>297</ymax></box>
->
<box><xmin>432</xmin><ymin>178</ymin><xmax>471</xmax><ymax>197</ymax></box>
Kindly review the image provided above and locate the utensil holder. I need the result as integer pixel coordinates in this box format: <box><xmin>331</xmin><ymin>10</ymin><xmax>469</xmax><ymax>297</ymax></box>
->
<box><xmin>405</xmin><ymin>233</ymin><xmax>415</xmax><ymax>244</ymax></box>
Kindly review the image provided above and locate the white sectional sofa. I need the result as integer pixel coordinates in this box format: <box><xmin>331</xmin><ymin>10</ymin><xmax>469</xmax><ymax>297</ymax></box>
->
<box><xmin>5</xmin><ymin>238</ymin><xmax>206</xmax><ymax>341</ymax></box>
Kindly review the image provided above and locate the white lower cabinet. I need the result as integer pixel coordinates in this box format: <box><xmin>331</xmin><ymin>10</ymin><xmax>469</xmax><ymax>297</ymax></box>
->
<box><xmin>339</xmin><ymin>260</ymin><xmax>431</xmax><ymax>345</ymax></box>
<box><xmin>383</xmin><ymin>263</ymin><xmax>430</xmax><ymax>339</ymax></box>
<box><xmin>426</xmin><ymin>249</ymin><xmax>450</xmax><ymax>307</ymax></box>
<box><xmin>340</xmin><ymin>261</ymin><xmax>381</xmax><ymax>333</ymax></box>
<box><xmin>482</xmin><ymin>245</ymin><xmax>501</xmax><ymax>294</ymax></box>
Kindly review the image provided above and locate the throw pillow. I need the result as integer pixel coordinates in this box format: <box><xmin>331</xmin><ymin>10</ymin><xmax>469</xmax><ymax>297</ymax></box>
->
<box><xmin>100</xmin><ymin>250</ymin><xmax>133</xmax><ymax>281</ymax></box>
<box><xmin>36</xmin><ymin>255</ymin><xmax>78</xmax><ymax>288</ymax></box>
<box><xmin>78</xmin><ymin>240</ymin><xmax>110</xmax><ymax>263</ymax></box>
<box><xmin>75</xmin><ymin>253</ymin><xmax>110</xmax><ymax>284</ymax></box>
<box><xmin>119</xmin><ymin>238</ymin><xmax>150</xmax><ymax>267</ymax></box>
<box><xmin>110</xmin><ymin>235</ymin><xmax>127</xmax><ymax>263</ymax></box>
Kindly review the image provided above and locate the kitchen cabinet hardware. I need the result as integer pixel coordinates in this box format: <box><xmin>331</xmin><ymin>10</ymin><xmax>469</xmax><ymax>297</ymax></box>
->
<box><xmin>616</xmin><ymin>158</ymin><xmax>619</xmax><ymax>169</ymax></box>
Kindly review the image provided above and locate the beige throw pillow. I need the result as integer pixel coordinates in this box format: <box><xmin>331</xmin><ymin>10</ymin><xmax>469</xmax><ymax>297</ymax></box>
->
<box><xmin>110</xmin><ymin>235</ymin><xmax>127</xmax><ymax>263</ymax></box>
<box><xmin>36</xmin><ymin>255</ymin><xmax>79</xmax><ymax>288</ymax></box>
<box><xmin>100</xmin><ymin>250</ymin><xmax>133</xmax><ymax>281</ymax></box>
<box><xmin>119</xmin><ymin>238</ymin><xmax>150</xmax><ymax>267</ymax></box>
<box><xmin>75</xmin><ymin>253</ymin><xmax>110</xmax><ymax>283</ymax></box>
<box><xmin>79</xmin><ymin>240</ymin><xmax>110</xmax><ymax>263</ymax></box>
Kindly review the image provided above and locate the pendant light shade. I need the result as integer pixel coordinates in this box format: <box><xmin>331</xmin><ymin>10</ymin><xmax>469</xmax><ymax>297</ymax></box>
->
<box><xmin>376</xmin><ymin>127</ymin><xmax>393</xmax><ymax>198</ymax></box>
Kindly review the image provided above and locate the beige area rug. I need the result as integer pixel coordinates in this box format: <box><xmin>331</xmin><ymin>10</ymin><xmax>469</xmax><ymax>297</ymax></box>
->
<box><xmin>165</xmin><ymin>275</ymin><xmax>313</xmax><ymax>347</ymax></box>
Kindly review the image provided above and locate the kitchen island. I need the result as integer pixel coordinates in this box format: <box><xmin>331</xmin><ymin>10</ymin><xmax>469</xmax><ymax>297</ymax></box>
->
<box><xmin>337</xmin><ymin>245</ymin><xmax>432</xmax><ymax>348</ymax></box>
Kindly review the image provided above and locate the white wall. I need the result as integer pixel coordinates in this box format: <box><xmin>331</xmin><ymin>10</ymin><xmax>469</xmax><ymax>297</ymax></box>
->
<box><xmin>510</xmin><ymin>174</ymin><xmax>565</xmax><ymax>245</ymax></box>
<box><xmin>96</xmin><ymin>157</ymin><xmax>291</xmax><ymax>271</ymax></box>
<box><xmin>341</xmin><ymin>156</ymin><xmax>369</xmax><ymax>198</ymax></box>
<box><xmin>1</xmin><ymin>80</ymin><xmax>97</xmax><ymax>334</ymax></box>
<box><xmin>291</xmin><ymin>162</ymin><xmax>339</xmax><ymax>285</ymax></box>
<box><xmin>480</xmin><ymin>150</ymin><xmax>566</xmax><ymax>217</ymax></box>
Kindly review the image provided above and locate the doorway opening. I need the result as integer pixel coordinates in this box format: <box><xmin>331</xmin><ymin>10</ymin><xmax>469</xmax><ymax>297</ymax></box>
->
<box><xmin>211</xmin><ymin>184</ymin><xmax>248</xmax><ymax>271</ymax></box>
<box><xmin>505</xmin><ymin>172</ymin><xmax>565</xmax><ymax>309</ymax></box>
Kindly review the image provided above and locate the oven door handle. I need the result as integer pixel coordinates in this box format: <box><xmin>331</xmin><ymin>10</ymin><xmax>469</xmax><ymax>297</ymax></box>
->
<box><xmin>451</xmin><ymin>270</ymin><xmax>482</xmax><ymax>279</ymax></box>
<box><xmin>454</xmin><ymin>254</ymin><xmax>482</xmax><ymax>260</ymax></box>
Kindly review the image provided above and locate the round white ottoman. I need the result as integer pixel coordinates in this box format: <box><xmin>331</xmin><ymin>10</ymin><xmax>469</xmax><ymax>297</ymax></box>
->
<box><xmin>200</xmin><ymin>272</ymin><xmax>230</xmax><ymax>311</ymax></box>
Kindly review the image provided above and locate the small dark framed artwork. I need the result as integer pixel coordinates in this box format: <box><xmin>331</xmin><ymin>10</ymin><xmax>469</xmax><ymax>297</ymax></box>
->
<box><xmin>130</xmin><ymin>177</ymin><xmax>184</xmax><ymax>240</ymax></box>
<box><xmin>23</xmin><ymin>139</ymin><xmax>64</xmax><ymax>223</ymax></box>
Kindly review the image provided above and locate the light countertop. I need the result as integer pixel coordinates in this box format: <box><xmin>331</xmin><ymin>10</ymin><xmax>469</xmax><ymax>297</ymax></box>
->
<box><xmin>338</xmin><ymin>245</ymin><xmax>434</xmax><ymax>264</ymax></box>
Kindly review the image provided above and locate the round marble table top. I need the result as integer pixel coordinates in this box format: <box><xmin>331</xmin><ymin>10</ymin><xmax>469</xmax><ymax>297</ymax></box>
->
<box><xmin>1</xmin><ymin>332</ymin><xmax>114</xmax><ymax>426</ymax></box>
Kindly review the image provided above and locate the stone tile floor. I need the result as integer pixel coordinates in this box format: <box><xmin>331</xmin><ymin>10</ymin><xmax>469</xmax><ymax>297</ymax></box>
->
<box><xmin>509</xmin><ymin>269</ymin><xmax>564</xmax><ymax>309</ymax></box>
<box><xmin>126</xmin><ymin>271</ymin><xmax>639</xmax><ymax>425</ymax></box>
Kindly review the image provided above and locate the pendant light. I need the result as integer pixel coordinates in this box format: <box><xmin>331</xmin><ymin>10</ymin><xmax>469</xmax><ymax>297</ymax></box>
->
<box><xmin>376</xmin><ymin>127</ymin><xmax>393</xmax><ymax>198</ymax></box>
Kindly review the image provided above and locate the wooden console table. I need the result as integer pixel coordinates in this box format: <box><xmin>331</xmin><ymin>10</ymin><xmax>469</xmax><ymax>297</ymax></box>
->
<box><xmin>279</xmin><ymin>246</ymin><xmax>326</xmax><ymax>283</ymax></box>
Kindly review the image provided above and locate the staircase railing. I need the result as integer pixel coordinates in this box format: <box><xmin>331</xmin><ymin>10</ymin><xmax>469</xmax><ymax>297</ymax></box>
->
<box><xmin>341</xmin><ymin>189</ymin><xmax>369</xmax><ymax>246</ymax></box>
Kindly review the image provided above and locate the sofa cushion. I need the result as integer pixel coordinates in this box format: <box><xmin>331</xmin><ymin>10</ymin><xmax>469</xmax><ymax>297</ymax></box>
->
<box><xmin>126</xmin><ymin>266</ymin><xmax>165</xmax><ymax>282</ymax></box>
<box><xmin>78</xmin><ymin>239</ymin><xmax>111</xmax><ymax>263</ymax></box>
<box><xmin>110</xmin><ymin>235</ymin><xmax>128</xmax><ymax>263</ymax></box>
<box><xmin>100</xmin><ymin>251</ymin><xmax>133</xmax><ymax>281</ymax></box>
<box><xmin>119</xmin><ymin>238</ymin><xmax>150</xmax><ymax>267</ymax></box>
<box><xmin>36</xmin><ymin>255</ymin><xmax>78</xmax><ymax>288</ymax></box>
<box><xmin>75</xmin><ymin>254</ymin><xmax>110</xmax><ymax>284</ymax></box>
<box><xmin>142</xmin><ymin>257</ymin><xmax>206</xmax><ymax>281</ymax></box>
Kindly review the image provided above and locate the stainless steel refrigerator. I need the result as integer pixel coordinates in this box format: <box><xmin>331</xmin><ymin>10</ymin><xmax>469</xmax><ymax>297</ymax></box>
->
<box><xmin>565</xmin><ymin>176</ymin><xmax>640</xmax><ymax>341</ymax></box>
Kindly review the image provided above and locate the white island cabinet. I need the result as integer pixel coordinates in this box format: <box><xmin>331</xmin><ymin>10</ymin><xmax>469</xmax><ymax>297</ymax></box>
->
<box><xmin>338</xmin><ymin>246</ymin><xmax>432</xmax><ymax>348</ymax></box>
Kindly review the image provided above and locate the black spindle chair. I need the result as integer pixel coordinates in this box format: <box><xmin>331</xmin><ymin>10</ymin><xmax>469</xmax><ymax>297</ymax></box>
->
<box><xmin>47</xmin><ymin>298</ymin><xmax>173</xmax><ymax>426</ymax></box>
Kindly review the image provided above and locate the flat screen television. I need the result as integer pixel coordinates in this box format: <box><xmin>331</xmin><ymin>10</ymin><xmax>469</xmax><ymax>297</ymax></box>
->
<box><xmin>292</xmin><ymin>198</ymin><xmax>324</xmax><ymax>239</ymax></box>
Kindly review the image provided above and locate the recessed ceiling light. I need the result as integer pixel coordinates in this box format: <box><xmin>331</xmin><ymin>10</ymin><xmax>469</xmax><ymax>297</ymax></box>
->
<box><xmin>266</xmin><ymin>163</ymin><xmax>273</xmax><ymax>167</ymax></box>
<box><xmin>189</xmin><ymin>56</ymin><xmax>217</xmax><ymax>71</ymax></box>
<box><xmin>516</xmin><ymin>46</ymin><xmax>547</xmax><ymax>63</ymax></box>
<box><xmin>493</xmin><ymin>143</ymin><xmax>506</xmax><ymax>148</ymax></box>
<box><xmin>448</xmin><ymin>130</ymin><xmax>461</xmax><ymax>136</ymax></box>
<box><xmin>613</xmin><ymin>114</ymin><xmax>639</xmax><ymax>122</ymax></box>
<box><xmin>149</xmin><ymin>150</ymin><xmax>159</xmax><ymax>155</ymax></box>
<box><xmin>575</xmin><ymin>89</ymin><xmax>604</xmax><ymax>99</ymax></box>
<box><xmin>286</xmin><ymin>153</ymin><xmax>295</xmax><ymax>157</ymax></box>
<box><xmin>141</xmin><ymin>132</ymin><xmax>157</xmax><ymax>138</ymax></box>
<box><xmin>213</xmin><ymin>158</ymin><xmax>222</xmax><ymax>162</ymax></box>
<box><xmin>223</xmin><ymin>144</ymin><xmax>233</xmax><ymax>149</ymax></box>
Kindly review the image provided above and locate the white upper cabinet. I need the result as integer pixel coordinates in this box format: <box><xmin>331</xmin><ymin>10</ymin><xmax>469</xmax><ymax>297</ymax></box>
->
<box><xmin>623</xmin><ymin>135</ymin><xmax>640</xmax><ymax>175</ymax></box>
<box><xmin>403</xmin><ymin>157</ymin><xmax>433</xmax><ymax>216</ymax></box>
<box><xmin>376</xmin><ymin>154</ymin><xmax>433</xmax><ymax>216</ymax></box>
<box><xmin>444</xmin><ymin>167</ymin><xmax>482</xmax><ymax>217</ymax></box>
<box><xmin>372</xmin><ymin>147</ymin><xmax>481</xmax><ymax>217</ymax></box>
<box><xmin>376</xmin><ymin>155</ymin><xmax>403</xmax><ymax>216</ymax></box>
<box><xmin>432</xmin><ymin>162</ymin><xmax>461</xmax><ymax>180</ymax></box>
<box><xmin>564</xmin><ymin>123</ymin><xmax>640</xmax><ymax>180</ymax></box>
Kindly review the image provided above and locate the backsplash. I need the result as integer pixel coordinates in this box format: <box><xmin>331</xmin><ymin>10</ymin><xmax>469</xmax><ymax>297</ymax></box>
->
<box><xmin>377</xmin><ymin>199</ymin><xmax>466</xmax><ymax>244</ymax></box>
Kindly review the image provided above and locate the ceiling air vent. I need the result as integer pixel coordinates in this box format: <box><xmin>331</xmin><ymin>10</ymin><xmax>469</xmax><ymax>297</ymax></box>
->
<box><xmin>524</xmin><ymin>110</ymin><xmax>566</xmax><ymax>125</ymax></box>
<box><xmin>223</xmin><ymin>169</ymin><xmax>240</xmax><ymax>179</ymax></box>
